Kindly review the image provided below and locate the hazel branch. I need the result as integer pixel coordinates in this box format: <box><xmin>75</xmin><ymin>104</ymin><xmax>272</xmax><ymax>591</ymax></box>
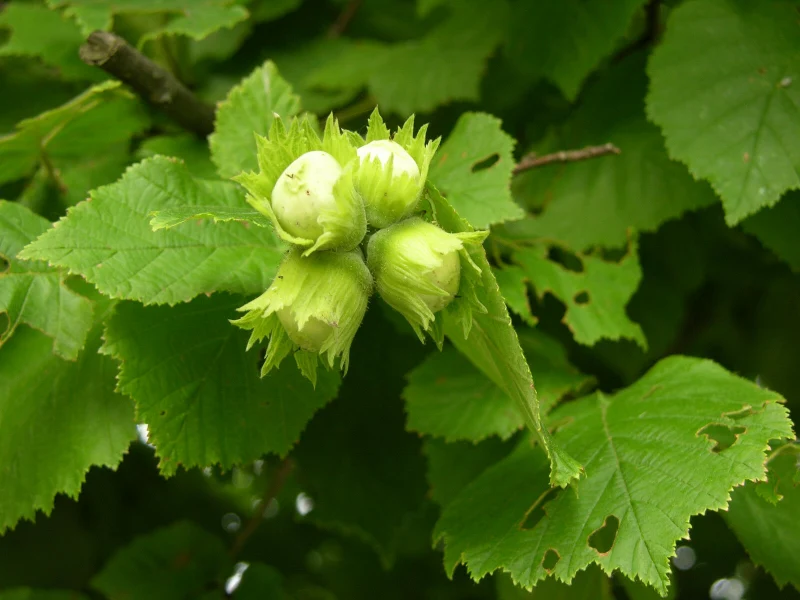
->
<box><xmin>79</xmin><ymin>31</ymin><xmax>215</xmax><ymax>137</ymax></box>
<box><xmin>512</xmin><ymin>143</ymin><xmax>621</xmax><ymax>176</ymax></box>
<box><xmin>229</xmin><ymin>458</ymin><xmax>294</xmax><ymax>558</ymax></box>
<box><xmin>327</xmin><ymin>0</ymin><xmax>364</xmax><ymax>38</ymax></box>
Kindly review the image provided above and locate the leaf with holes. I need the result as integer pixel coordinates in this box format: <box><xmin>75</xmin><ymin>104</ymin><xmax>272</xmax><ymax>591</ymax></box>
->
<box><xmin>511</xmin><ymin>244</ymin><xmax>646</xmax><ymax>348</ymax></box>
<box><xmin>19</xmin><ymin>157</ymin><xmax>284</xmax><ymax>305</ymax></box>
<box><xmin>646</xmin><ymin>0</ymin><xmax>800</xmax><ymax>224</ymax></box>
<box><xmin>209</xmin><ymin>61</ymin><xmax>301</xmax><ymax>179</ymax></box>
<box><xmin>509</xmin><ymin>54</ymin><xmax>717</xmax><ymax>251</ymax></box>
<box><xmin>429</xmin><ymin>112</ymin><xmax>522</xmax><ymax>229</ymax></box>
<box><xmin>426</xmin><ymin>185</ymin><xmax>582</xmax><ymax>488</ymax></box>
<box><xmin>434</xmin><ymin>356</ymin><xmax>794</xmax><ymax>595</ymax></box>
<box><xmin>404</xmin><ymin>329</ymin><xmax>593</xmax><ymax>442</ymax></box>
<box><xmin>101</xmin><ymin>294</ymin><xmax>340</xmax><ymax>476</ymax></box>
<box><xmin>0</xmin><ymin>201</ymin><xmax>93</xmax><ymax>360</ymax></box>
<box><xmin>90</xmin><ymin>521</ymin><xmax>232</xmax><ymax>598</ymax></box>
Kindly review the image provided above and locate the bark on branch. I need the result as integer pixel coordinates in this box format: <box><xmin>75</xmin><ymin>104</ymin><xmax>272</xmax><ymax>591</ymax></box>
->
<box><xmin>512</xmin><ymin>143</ymin><xmax>621</xmax><ymax>176</ymax></box>
<box><xmin>79</xmin><ymin>31</ymin><xmax>215</xmax><ymax>137</ymax></box>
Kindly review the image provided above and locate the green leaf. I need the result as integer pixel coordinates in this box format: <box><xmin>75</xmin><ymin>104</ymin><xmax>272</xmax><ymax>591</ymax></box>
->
<box><xmin>48</xmin><ymin>0</ymin><xmax>248</xmax><ymax>40</ymax></box>
<box><xmin>742</xmin><ymin>191</ymin><xmax>800</xmax><ymax>271</ymax></box>
<box><xmin>275</xmin><ymin>39</ymin><xmax>381</xmax><ymax>114</ymax></box>
<box><xmin>138</xmin><ymin>4</ymin><xmax>249</xmax><ymax>47</ymax></box>
<box><xmin>0</xmin><ymin>81</ymin><xmax>148</xmax><ymax>188</ymax></box>
<box><xmin>20</xmin><ymin>157</ymin><xmax>284</xmax><ymax>305</ymax></box>
<box><xmin>511</xmin><ymin>243</ymin><xmax>646</xmax><ymax>348</ymax></box>
<box><xmin>0</xmin><ymin>61</ymin><xmax>77</xmax><ymax>134</ymax></box>
<box><xmin>508</xmin><ymin>54</ymin><xmax>717</xmax><ymax>251</ymax></box>
<box><xmin>0</xmin><ymin>200</ymin><xmax>51</xmax><ymax>270</ymax></box>
<box><xmin>0</xmin><ymin>4</ymin><xmax>101</xmax><ymax>81</ymax></box>
<box><xmin>369</xmin><ymin>0</ymin><xmax>509</xmax><ymax>115</ymax></box>
<box><xmin>428</xmin><ymin>112</ymin><xmax>522</xmax><ymax>229</ymax></box>
<box><xmin>426</xmin><ymin>185</ymin><xmax>582</xmax><ymax>488</ymax></box>
<box><xmin>302</xmin><ymin>1</ymin><xmax>509</xmax><ymax>115</ymax></box>
<box><xmin>209</xmin><ymin>61</ymin><xmax>301</xmax><ymax>179</ymax></box>
<box><xmin>149</xmin><ymin>206</ymin><xmax>272</xmax><ymax>231</ymax></box>
<box><xmin>493</xmin><ymin>265</ymin><xmax>536</xmax><ymax>326</ymax></box>
<box><xmin>292</xmin><ymin>309</ymin><xmax>428</xmax><ymax>564</ymax></box>
<box><xmin>0</xmin><ymin>273</ymin><xmax>93</xmax><ymax>361</ymax></box>
<box><xmin>101</xmin><ymin>294</ymin><xmax>340</xmax><ymax>476</ymax></box>
<box><xmin>0</xmin><ymin>323</ymin><xmax>136</xmax><ymax>533</ymax></box>
<box><xmin>0</xmin><ymin>590</ymin><xmax>89</xmax><ymax>600</ymax></box>
<box><xmin>249</xmin><ymin>0</ymin><xmax>301</xmax><ymax>23</ymax></box>
<box><xmin>434</xmin><ymin>356</ymin><xmax>794</xmax><ymax>595</ymax></box>
<box><xmin>90</xmin><ymin>521</ymin><xmax>232</xmax><ymax>599</ymax></box>
<box><xmin>16</xmin><ymin>148</ymin><xmax>134</xmax><ymax>213</ymax></box>
<box><xmin>496</xmin><ymin>566</ymin><xmax>612</xmax><ymax>600</ymax></box>
<box><xmin>646</xmin><ymin>0</ymin><xmax>800</xmax><ymax>224</ymax></box>
<box><xmin>424</xmin><ymin>437</ymin><xmax>514</xmax><ymax>509</ymax></box>
<box><xmin>0</xmin><ymin>202</ymin><xmax>93</xmax><ymax>361</ymax></box>
<box><xmin>404</xmin><ymin>329</ymin><xmax>593</xmax><ymax>442</ymax></box>
<box><xmin>504</xmin><ymin>0</ymin><xmax>647</xmax><ymax>100</ymax></box>
<box><xmin>725</xmin><ymin>448</ymin><xmax>800</xmax><ymax>590</ymax></box>
<box><xmin>136</xmin><ymin>133</ymin><xmax>218</xmax><ymax>179</ymax></box>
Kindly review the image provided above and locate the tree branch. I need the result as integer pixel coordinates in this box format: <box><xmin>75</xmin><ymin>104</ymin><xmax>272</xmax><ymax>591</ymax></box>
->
<box><xmin>79</xmin><ymin>31</ymin><xmax>215</xmax><ymax>137</ymax></box>
<box><xmin>613</xmin><ymin>0</ymin><xmax>661</xmax><ymax>62</ymax></box>
<box><xmin>327</xmin><ymin>0</ymin><xmax>363</xmax><ymax>38</ymax></box>
<box><xmin>229</xmin><ymin>458</ymin><xmax>294</xmax><ymax>558</ymax></box>
<box><xmin>512</xmin><ymin>143</ymin><xmax>621</xmax><ymax>176</ymax></box>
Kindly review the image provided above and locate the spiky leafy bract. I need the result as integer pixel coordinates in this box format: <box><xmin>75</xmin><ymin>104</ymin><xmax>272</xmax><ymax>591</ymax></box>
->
<box><xmin>233</xmin><ymin>114</ymin><xmax>366</xmax><ymax>255</ymax></box>
<box><xmin>367</xmin><ymin>217</ymin><xmax>487</xmax><ymax>347</ymax></box>
<box><xmin>353</xmin><ymin>108</ymin><xmax>441</xmax><ymax>228</ymax></box>
<box><xmin>232</xmin><ymin>248</ymin><xmax>372</xmax><ymax>385</ymax></box>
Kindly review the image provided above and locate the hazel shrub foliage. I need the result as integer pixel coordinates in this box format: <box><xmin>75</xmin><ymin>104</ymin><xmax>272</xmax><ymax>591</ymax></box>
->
<box><xmin>234</xmin><ymin>109</ymin><xmax>487</xmax><ymax>383</ymax></box>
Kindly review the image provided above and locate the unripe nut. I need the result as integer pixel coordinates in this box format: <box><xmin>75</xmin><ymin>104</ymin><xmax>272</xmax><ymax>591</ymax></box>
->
<box><xmin>271</xmin><ymin>150</ymin><xmax>342</xmax><ymax>240</ymax></box>
<box><xmin>357</xmin><ymin>140</ymin><xmax>420</xmax><ymax>181</ymax></box>
<box><xmin>277</xmin><ymin>308</ymin><xmax>334</xmax><ymax>353</ymax></box>
<box><xmin>420</xmin><ymin>249</ymin><xmax>461</xmax><ymax>312</ymax></box>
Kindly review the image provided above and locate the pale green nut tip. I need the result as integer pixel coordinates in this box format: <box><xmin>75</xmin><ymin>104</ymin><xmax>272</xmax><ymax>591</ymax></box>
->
<box><xmin>235</xmin><ymin>118</ymin><xmax>367</xmax><ymax>255</ymax></box>
<box><xmin>272</xmin><ymin>150</ymin><xmax>342</xmax><ymax>241</ymax></box>
<box><xmin>355</xmin><ymin>141</ymin><xmax>424</xmax><ymax>229</ymax></box>
<box><xmin>357</xmin><ymin>140</ymin><xmax>420</xmax><ymax>180</ymax></box>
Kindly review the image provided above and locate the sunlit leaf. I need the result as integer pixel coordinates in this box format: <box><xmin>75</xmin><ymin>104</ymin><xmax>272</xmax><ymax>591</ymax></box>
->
<box><xmin>20</xmin><ymin>157</ymin><xmax>284</xmax><ymax>305</ymax></box>
<box><xmin>434</xmin><ymin>356</ymin><xmax>793</xmax><ymax>595</ymax></box>
<box><xmin>647</xmin><ymin>0</ymin><xmax>800</xmax><ymax>224</ymax></box>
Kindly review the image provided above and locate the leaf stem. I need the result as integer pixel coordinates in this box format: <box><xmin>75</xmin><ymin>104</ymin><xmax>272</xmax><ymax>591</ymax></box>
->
<box><xmin>40</xmin><ymin>149</ymin><xmax>68</xmax><ymax>194</ymax></box>
<box><xmin>229</xmin><ymin>458</ymin><xmax>294</xmax><ymax>558</ymax></box>
<box><xmin>79</xmin><ymin>31</ymin><xmax>215</xmax><ymax>137</ymax></box>
<box><xmin>512</xmin><ymin>143</ymin><xmax>621</xmax><ymax>176</ymax></box>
